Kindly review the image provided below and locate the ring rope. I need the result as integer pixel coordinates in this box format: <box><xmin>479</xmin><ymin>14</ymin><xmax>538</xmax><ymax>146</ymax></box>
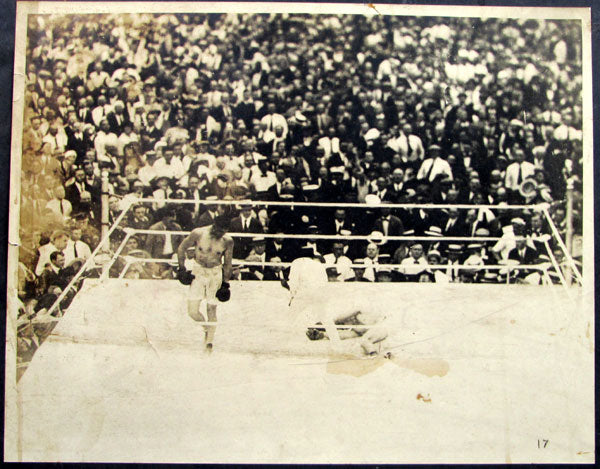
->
<box><xmin>118</xmin><ymin>256</ymin><xmax>551</xmax><ymax>271</ymax></box>
<box><xmin>128</xmin><ymin>228</ymin><xmax>507</xmax><ymax>242</ymax></box>
<box><xmin>134</xmin><ymin>197</ymin><xmax>545</xmax><ymax>211</ymax></box>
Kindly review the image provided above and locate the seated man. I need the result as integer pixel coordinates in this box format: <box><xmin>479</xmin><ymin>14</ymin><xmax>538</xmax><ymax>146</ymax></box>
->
<box><xmin>323</xmin><ymin>241</ymin><xmax>353</xmax><ymax>281</ymax></box>
<box><xmin>398</xmin><ymin>242</ymin><xmax>428</xmax><ymax>282</ymax></box>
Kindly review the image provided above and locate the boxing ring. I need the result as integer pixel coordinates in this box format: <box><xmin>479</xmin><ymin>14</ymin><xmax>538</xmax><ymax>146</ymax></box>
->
<box><xmin>13</xmin><ymin>282</ymin><xmax>594</xmax><ymax>462</ymax></box>
<box><xmin>9</xmin><ymin>200</ymin><xmax>594</xmax><ymax>463</ymax></box>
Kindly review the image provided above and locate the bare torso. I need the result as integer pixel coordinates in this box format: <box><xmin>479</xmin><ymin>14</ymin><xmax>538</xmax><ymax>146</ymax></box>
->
<box><xmin>193</xmin><ymin>227</ymin><xmax>232</xmax><ymax>268</ymax></box>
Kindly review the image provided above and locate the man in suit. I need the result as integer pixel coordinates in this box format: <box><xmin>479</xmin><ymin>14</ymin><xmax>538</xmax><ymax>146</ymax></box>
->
<box><xmin>75</xmin><ymin>97</ymin><xmax>94</xmax><ymax>125</ymax></box>
<box><xmin>229</xmin><ymin>203</ymin><xmax>263</xmax><ymax>259</ymax></box>
<box><xmin>144</xmin><ymin>206</ymin><xmax>183</xmax><ymax>262</ymax></box>
<box><xmin>312</xmin><ymin>102</ymin><xmax>333</xmax><ymax>135</ymax></box>
<box><xmin>106</xmin><ymin>101</ymin><xmax>131</xmax><ymax>135</ymax></box>
<box><xmin>508</xmin><ymin>236</ymin><xmax>538</xmax><ymax>280</ymax></box>
<box><xmin>265</xmin><ymin>168</ymin><xmax>294</xmax><ymax>201</ymax></box>
<box><xmin>371</xmin><ymin>176</ymin><xmax>396</xmax><ymax>202</ymax></box>
<box><xmin>389</xmin><ymin>168</ymin><xmax>406</xmax><ymax>200</ymax></box>
<box><xmin>234</xmin><ymin>88</ymin><xmax>256</xmax><ymax>130</ymax></box>
<box><xmin>140</xmin><ymin>108</ymin><xmax>164</xmax><ymax>152</ymax></box>
<box><xmin>65</xmin><ymin>121</ymin><xmax>92</xmax><ymax>162</ymax></box>
<box><xmin>439</xmin><ymin>208</ymin><xmax>467</xmax><ymax>237</ymax></box>
<box><xmin>321</xmin><ymin>208</ymin><xmax>355</xmax><ymax>236</ymax></box>
<box><xmin>185</xmin><ymin>176</ymin><xmax>208</xmax><ymax>221</ymax></box>
<box><xmin>210</xmin><ymin>92</ymin><xmax>235</xmax><ymax>126</ymax></box>
<box><xmin>265</xmin><ymin>229</ymin><xmax>296</xmax><ymax>264</ymax></box>
<box><xmin>241</xmin><ymin>237</ymin><xmax>279</xmax><ymax>281</ymax></box>
<box><xmin>372</xmin><ymin>202</ymin><xmax>404</xmax><ymax>255</ymax></box>
<box><xmin>196</xmin><ymin>198</ymin><xmax>222</xmax><ymax>227</ymax></box>
<box><xmin>35</xmin><ymin>251</ymin><xmax>74</xmax><ymax>296</ymax></box>
<box><xmin>65</xmin><ymin>167</ymin><xmax>94</xmax><ymax>213</ymax></box>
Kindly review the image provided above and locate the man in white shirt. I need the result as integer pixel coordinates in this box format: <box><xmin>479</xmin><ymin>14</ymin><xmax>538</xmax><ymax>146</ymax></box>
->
<box><xmin>65</xmin><ymin>227</ymin><xmax>92</xmax><ymax>261</ymax></box>
<box><xmin>153</xmin><ymin>148</ymin><xmax>185</xmax><ymax>181</ymax></box>
<box><xmin>117</xmin><ymin>123</ymin><xmax>139</xmax><ymax>156</ymax></box>
<box><xmin>491</xmin><ymin>217</ymin><xmax>528</xmax><ymax>261</ymax></box>
<box><xmin>362</xmin><ymin>242</ymin><xmax>381</xmax><ymax>282</ymax></box>
<box><xmin>91</xmin><ymin>95</ymin><xmax>110</xmax><ymax>128</ymax></box>
<box><xmin>323</xmin><ymin>242</ymin><xmax>353</xmax><ymax>281</ymax></box>
<box><xmin>444</xmin><ymin>244</ymin><xmax>463</xmax><ymax>283</ymax></box>
<box><xmin>45</xmin><ymin>185</ymin><xmax>72</xmax><ymax>222</ymax></box>
<box><xmin>505</xmin><ymin>146</ymin><xmax>535</xmax><ymax>192</ymax></box>
<box><xmin>249</xmin><ymin>157</ymin><xmax>276</xmax><ymax>194</ymax></box>
<box><xmin>35</xmin><ymin>230</ymin><xmax>73</xmax><ymax>276</ymax></box>
<box><xmin>152</xmin><ymin>176</ymin><xmax>173</xmax><ymax>211</ymax></box>
<box><xmin>138</xmin><ymin>151</ymin><xmax>158</xmax><ymax>187</ymax></box>
<box><xmin>394</xmin><ymin>123</ymin><xmax>424</xmax><ymax>162</ymax></box>
<box><xmin>260</xmin><ymin>102</ymin><xmax>289</xmax><ymax>137</ymax></box>
<box><xmin>398</xmin><ymin>243</ymin><xmax>428</xmax><ymax>281</ymax></box>
<box><xmin>42</xmin><ymin>124</ymin><xmax>68</xmax><ymax>154</ymax></box>
<box><xmin>94</xmin><ymin>119</ymin><xmax>119</xmax><ymax>163</ymax></box>
<box><xmin>87</xmin><ymin>61</ymin><xmax>109</xmax><ymax>93</ymax></box>
<box><xmin>417</xmin><ymin>145</ymin><xmax>453</xmax><ymax>182</ymax></box>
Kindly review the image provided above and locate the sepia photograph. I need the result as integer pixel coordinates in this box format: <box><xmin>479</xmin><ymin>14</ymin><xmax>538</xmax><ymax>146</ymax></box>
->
<box><xmin>4</xmin><ymin>1</ymin><xmax>594</xmax><ymax>463</ymax></box>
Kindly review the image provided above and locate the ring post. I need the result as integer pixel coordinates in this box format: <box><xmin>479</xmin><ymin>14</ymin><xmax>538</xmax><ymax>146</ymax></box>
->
<box><xmin>101</xmin><ymin>169</ymin><xmax>110</xmax><ymax>241</ymax></box>
<box><xmin>565</xmin><ymin>177</ymin><xmax>574</xmax><ymax>286</ymax></box>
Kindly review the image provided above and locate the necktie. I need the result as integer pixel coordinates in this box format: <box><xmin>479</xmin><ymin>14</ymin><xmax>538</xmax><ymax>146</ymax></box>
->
<box><xmin>61</xmin><ymin>200</ymin><xmax>67</xmax><ymax>216</ymax></box>
<box><xmin>425</xmin><ymin>158</ymin><xmax>435</xmax><ymax>181</ymax></box>
<box><xmin>382</xmin><ymin>218</ymin><xmax>389</xmax><ymax>236</ymax></box>
<box><xmin>163</xmin><ymin>233</ymin><xmax>173</xmax><ymax>256</ymax></box>
<box><xmin>516</xmin><ymin>163</ymin><xmax>522</xmax><ymax>185</ymax></box>
<box><xmin>450</xmin><ymin>261</ymin><xmax>457</xmax><ymax>281</ymax></box>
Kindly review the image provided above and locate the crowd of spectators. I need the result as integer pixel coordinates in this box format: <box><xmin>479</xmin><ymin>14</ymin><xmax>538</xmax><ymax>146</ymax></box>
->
<box><xmin>16</xmin><ymin>12</ymin><xmax>584</xmax><ymax>367</ymax></box>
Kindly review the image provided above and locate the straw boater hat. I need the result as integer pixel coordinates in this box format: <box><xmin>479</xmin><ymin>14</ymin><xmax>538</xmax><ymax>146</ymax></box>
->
<box><xmin>367</xmin><ymin>231</ymin><xmax>386</xmax><ymax>245</ymax></box>
<box><xmin>447</xmin><ymin>244</ymin><xmax>463</xmax><ymax>253</ymax></box>
<box><xmin>427</xmin><ymin>249</ymin><xmax>442</xmax><ymax>261</ymax></box>
<box><xmin>425</xmin><ymin>226</ymin><xmax>443</xmax><ymax>237</ymax></box>
<box><xmin>364</xmin><ymin>194</ymin><xmax>381</xmax><ymax>206</ymax></box>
